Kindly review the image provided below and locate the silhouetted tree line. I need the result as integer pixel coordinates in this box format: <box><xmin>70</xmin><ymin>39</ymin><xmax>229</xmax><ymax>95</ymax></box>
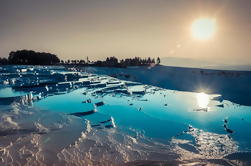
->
<box><xmin>0</xmin><ymin>57</ymin><xmax>8</xmax><ymax>65</ymax></box>
<box><xmin>0</xmin><ymin>49</ymin><xmax>161</xmax><ymax>67</ymax></box>
<box><xmin>7</xmin><ymin>50</ymin><xmax>60</xmax><ymax>65</ymax></box>
<box><xmin>64</xmin><ymin>56</ymin><xmax>160</xmax><ymax>67</ymax></box>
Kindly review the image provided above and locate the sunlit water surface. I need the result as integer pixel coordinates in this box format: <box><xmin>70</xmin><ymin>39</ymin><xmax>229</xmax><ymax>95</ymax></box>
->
<box><xmin>1</xmin><ymin>72</ymin><xmax>251</xmax><ymax>165</ymax></box>
<box><xmin>34</xmin><ymin>84</ymin><xmax>251</xmax><ymax>162</ymax></box>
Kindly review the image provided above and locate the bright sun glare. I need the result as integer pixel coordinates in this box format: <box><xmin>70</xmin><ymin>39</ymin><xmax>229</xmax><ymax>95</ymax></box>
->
<box><xmin>197</xmin><ymin>92</ymin><xmax>210</xmax><ymax>108</ymax></box>
<box><xmin>191</xmin><ymin>18</ymin><xmax>216</xmax><ymax>40</ymax></box>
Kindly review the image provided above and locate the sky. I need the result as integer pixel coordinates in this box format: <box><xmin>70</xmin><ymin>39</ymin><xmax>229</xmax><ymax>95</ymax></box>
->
<box><xmin>1</xmin><ymin>0</ymin><xmax>251</xmax><ymax>65</ymax></box>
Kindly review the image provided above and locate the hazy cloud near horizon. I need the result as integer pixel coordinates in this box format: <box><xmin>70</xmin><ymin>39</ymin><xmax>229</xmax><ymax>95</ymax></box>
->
<box><xmin>1</xmin><ymin>0</ymin><xmax>251</xmax><ymax>65</ymax></box>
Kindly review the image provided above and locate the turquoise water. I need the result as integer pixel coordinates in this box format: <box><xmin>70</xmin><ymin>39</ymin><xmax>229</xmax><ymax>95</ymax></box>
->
<box><xmin>0</xmin><ymin>87</ymin><xmax>27</xmax><ymax>97</ymax></box>
<box><xmin>34</xmin><ymin>85</ymin><xmax>251</xmax><ymax>153</ymax></box>
<box><xmin>1</xmin><ymin>66</ymin><xmax>251</xmax><ymax>164</ymax></box>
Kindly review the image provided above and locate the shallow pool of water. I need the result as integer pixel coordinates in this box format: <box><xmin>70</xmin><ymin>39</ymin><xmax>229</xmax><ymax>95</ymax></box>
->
<box><xmin>1</xmin><ymin>66</ymin><xmax>251</xmax><ymax>165</ymax></box>
<box><xmin>34</xmin><ymin>85</ymin><xmax>251</xmax><ymax>155</ymax></box>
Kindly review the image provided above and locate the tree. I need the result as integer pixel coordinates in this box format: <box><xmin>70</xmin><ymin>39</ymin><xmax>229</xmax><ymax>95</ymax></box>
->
<box><xmin>105</xmin><ymin>57</ymin><xmax>118</xmax><ymax>66</ymax></box>
<box><xmin>79</xmin><ymin>60</ymin><xmax>85</xmax><ymax>64</ymax></box>
<box><xmin>157</xmin><ymin>57</ymin><xmax>160</xmax><ymax>64</ymax></box>
<box><xmin>8</xmin><ymin>50</ymin><xmax>60</xmax><ymax>65</ymax></box>
<box><xmin>0</xmin><ymin>57</ymin><xmax>8</xmax><ymax>65</ymax></box>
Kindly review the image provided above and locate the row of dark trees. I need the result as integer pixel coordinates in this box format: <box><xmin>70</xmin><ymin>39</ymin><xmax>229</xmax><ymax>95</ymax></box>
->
<box><xmin>0</xmin><ymin>57</ymin><xmax>8</xmax><ymax>65</ymax></box>
<box><xmin>92</xmin><ymin>56</ymin><xmax>160</xmax><ymax>67</ymax></box>
<box><xmin>62</xmin><ymin>56</ymin><xmax>160</xmax><ymax>67</ymax></box>
<box><xmin>0</xmin><ymin>49</ymin><xmax>161</xmax><ymax>67</ymax></box>
<box><xmin>7</xmin><ymin>50</ymin><xmax>60</xmax><ymax>65</ymax></box>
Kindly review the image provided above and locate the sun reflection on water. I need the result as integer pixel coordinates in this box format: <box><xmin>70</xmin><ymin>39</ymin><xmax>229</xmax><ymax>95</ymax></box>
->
<box><xmin>197</xmin><ymin>92</ymin><xmax>209</xmax><ymax>108</ymax></box>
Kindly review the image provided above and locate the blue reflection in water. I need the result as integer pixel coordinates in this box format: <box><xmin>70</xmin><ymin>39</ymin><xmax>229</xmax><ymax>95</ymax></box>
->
<box><xmin>34</xmin><ymin>86</ymin><xmax>251</xmax><ymax>152</ymax></box>
<box><xmin>0</xmin><ymin>87</ymin><xmax>27</xmax><ymax>97</ymax></box>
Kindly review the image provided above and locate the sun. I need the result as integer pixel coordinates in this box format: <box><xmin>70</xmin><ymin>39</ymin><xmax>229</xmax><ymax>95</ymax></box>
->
<box><xmin>191</xmin><ymin>18</ymin><xmax>216</xmax><ymax>40</ymax></box>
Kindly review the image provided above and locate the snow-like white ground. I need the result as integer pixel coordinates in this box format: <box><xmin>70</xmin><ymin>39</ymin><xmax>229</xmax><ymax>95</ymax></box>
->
<box><xmin>160</xmin><ymin>57</ymin><xmax>251</xmax><ymax>71</ymax></box>
<box><xmin>83</xmin><ymin>65</ymin><xmax>251</xmax><ymax>106</ymax></box>
<box><xmin>1</xmin><ymin>65</ymin><xmax>251</xmax><ymax>166</ymax></box>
